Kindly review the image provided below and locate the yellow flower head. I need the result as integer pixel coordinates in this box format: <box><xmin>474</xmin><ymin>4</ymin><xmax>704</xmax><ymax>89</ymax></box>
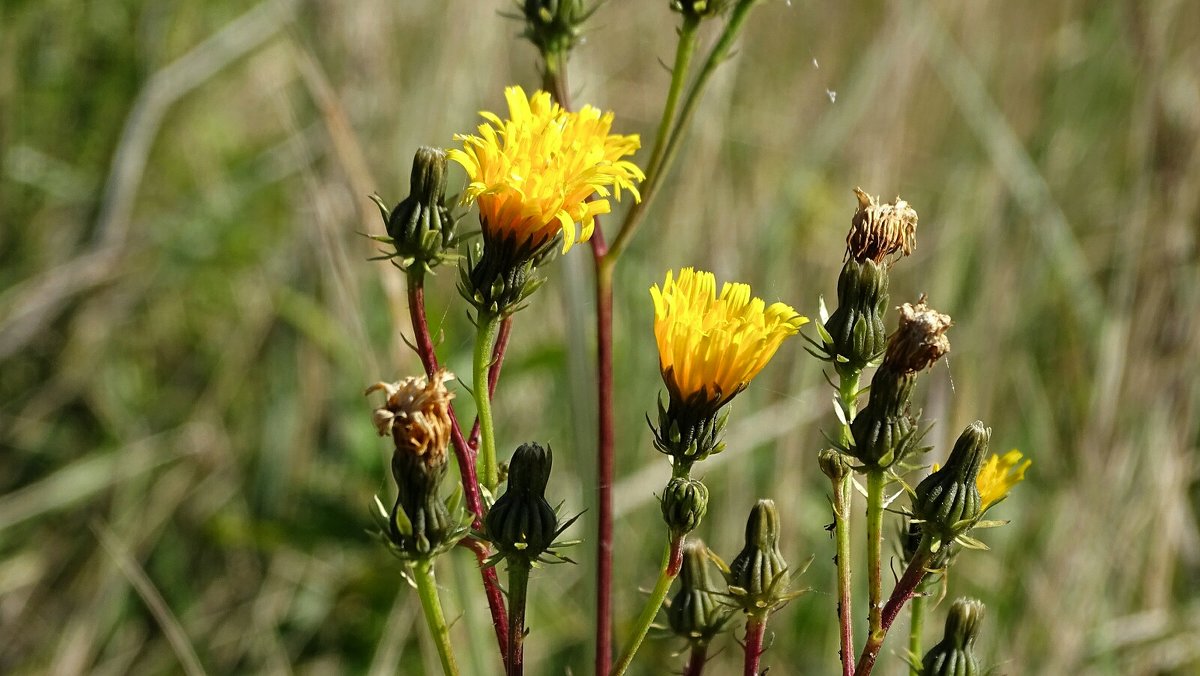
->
<box><xmin>977</xmin><ymin>450</ymin><xmax>1031</xmax><ymax>510</ymax></box>
<box><xmin>448</xmin><ymin>86</ymin><xmax>644</xmax><ymax>255</ymax></box>
<box><xmin>651</xmin><ymin>268</ymin><xmax>807</xmax><ymax>410</ymax></box>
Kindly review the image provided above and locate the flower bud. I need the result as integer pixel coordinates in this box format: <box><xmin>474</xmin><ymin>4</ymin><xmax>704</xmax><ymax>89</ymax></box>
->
<box><xmin>365</xmin><ymin>371</ymin><xmax>462</xmax><ymax>557</ymax></box>
<box><xmin>848</xmin><ymin>368</ymin><xmax>917</xmax><ymax>468</ymax></box>
<box><xmin>670</xmin><ymin>0</ymin><xmax>731</xmax><ymax>18</ymax></box>
<box><xmin>484</xmin><ymin>443</ymin><xmax>560</xmax><ymax>562</ymax></box>
<box><xmin>817</xmin><ymin>449</ymin><xmax>852</xmax><ymax>482</ymax></box>
<box><xmin>726</xmin><ymin>500</ymin><xmax>790</xmax><ymax>617</ymax></box>
<box><xmin>373</xmin><ymin>147</ymin><xmax>457</xmax><ymax>270</ymax></box>
<box><xmin>522</xmin><ymin>0</ymin><xmax>590</xmax><ymax>57</ymax></box>
<box><xmin>668</xmin><ymin>540</ymin><xmax>733</xmax><ymax>646</ymax></box>
<box><xmin>914</xmin><ymin>422</ymin><xmax>989</xmax><ymax>542</ymax></box>
<box><xmin>921</xmin><ymin>598</ymin><xmax>985</xmax><ymax>676</ymax></box>
<box><xmin>661</xmin><ymin>477</ymin><xmax>710</xmax><ymax>539</ymax></box>
<box><xmin>822</xmin><ymin>258</ymin><xmax>889</xmax><ymax>372</ymax></box>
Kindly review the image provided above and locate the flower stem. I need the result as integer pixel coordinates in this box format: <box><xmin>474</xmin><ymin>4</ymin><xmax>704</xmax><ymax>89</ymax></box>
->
<box><xmin>834</xmin><ymin>369</ymin><xmax>860</xmax><ymax>676</ymax></box>
<box><xmin>866</xmin><ymin>468</ymin><xmax>886</xmax><ymax>639</ymax></box>
<box><xmin>611</xmin><ymin>538</ymin><xmax>681</xmax><ymax>675</ymax></box>
<box><xmin>642</xmin><ymin>13</ymin><xmax>701</xmax><ymax>189</ymax></box>
<box><xmin>412</xmin><ymin>559</ymin><xmax>460</xmax><ymax>676</ymax></box>
<box><xmin>606</xmin><ymin>0</ymin><xmax>762</xmax><ymax>263</ymax></box>
<box><xmin>469</xmin><ymin>315</ymin><xmax>512</xmax><ymax>450</ymax></box>
<box><xmin>594</xmin><ymin>256</ymin><xmax>616</xmax><ymax>674</ymax></box>
<box><xmin>505</xmin><ymin>560</ymin><xmax>532</xmax><ymax>676</ymax></box>
<box><xmin>743</xmin><ymin>615</ymin><xmax>767</xmax><ymax>676</ymax></box>
<box><xmin>907</xmin><ymin>580</ymin><xmax>927</xmax><ymax>675</ymax></box>
<box><xmin>855</xmin><ymin>540</ymin><xmax>933</xmax><ymax>676</ymax></box>
<box><xmin>405</xmin><ymin>270</ymin><xmax>509</xmax><ymax>659</ymax></box>
<box><xmin>473</xmin><ymin>310</ymin><xmax>502</xmax><ymax>492</ymax></box>
<box><xmin>683</xmin><ymin>643</ymin><xmax>709</xmax><ymax>676</ymax></box>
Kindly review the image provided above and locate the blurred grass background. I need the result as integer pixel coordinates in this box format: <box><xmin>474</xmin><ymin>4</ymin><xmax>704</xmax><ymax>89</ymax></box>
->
<box><xmin>2</xmin><ymin>0</ymin><xmax>1199</xmax><ymax>674</ymax></box>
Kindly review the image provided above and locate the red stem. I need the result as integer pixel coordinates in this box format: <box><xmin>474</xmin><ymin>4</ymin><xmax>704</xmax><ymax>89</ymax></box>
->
<box><xmin>683</xmin><ymin>643</ymin><xmax>709</xmax><ymax>676</ymax></box>
<box><xmin>743</xmin><ymin>617</ymin><xmax>766</xmax><ymax>676</ymax></box>
<box><xmin>853</xmin><ymin>549</ymin><xmax>932</xmax><ymax>676</ymax></box>
<box><xmin>666</xmin><ymin>535</ymin><xmax>685</xmax><ymax>578</ymax></box>
<box><xmin>405</xmin><ymin>273</ymin><xmax>510</xmax><ymax>660</ymax></box>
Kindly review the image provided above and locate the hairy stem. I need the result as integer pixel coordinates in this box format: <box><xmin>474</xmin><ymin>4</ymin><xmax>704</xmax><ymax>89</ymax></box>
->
<box><xmin>855</xmin><ymin>541</ymin><xmax>933</xmax><ymax>676</ymax></box>
<box><xmin>472</xmin><ymin>311</ymin><xmax>502</xmax><ymax>492</ymax></box>
<box><xmin>611</xmin><ymin>539</ymin><xmax>681</xmax><ymax>675</ymax></box>
<box><xmin>743</xmin><ymin>616</ymin><xmax>767</xmax><ymax>676</ymax></box>
<box><xmin>835</xmin><ymin>369</ymin><xmax>860</xmax><ymax>676</ymax></box>
<box><xmin>908</xmin><ymin>580</ymin><xmax>927</xmax><ymax>675</ymax></box>
<box><xmin>505</xmin><ymin>561</ymin><xmax>532</xmax><ymax>676</ymax></box>
<box><xmin>683</xmin><ymin>643</ymin><xmax>709</xmax><ymax>676</ymax></box>
<box><xmin>412</xmin><ymin>559</ymin><xmax>460</xmax><ymax>676</ymax></box>
<box><xmin>405</xmin><ymin>271</ymin><xmax>509</xmax><ymax>658</ymax></box>
<box><xmin>866</xmin><ymin>469</ymin><xmax>886</xmax><ymax>639</ymax></box>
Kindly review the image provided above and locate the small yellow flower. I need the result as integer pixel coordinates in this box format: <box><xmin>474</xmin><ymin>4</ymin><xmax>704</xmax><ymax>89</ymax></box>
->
<box><xmin>977</xmin><ymin>450</ymin><xmax>1031</xmax><ymax>510</ymax></box>
<box><xmin>449</xmin><ymin>86</ymin><xmax>644</xmax><ymax>254</ymax></box>
<box><xmin>651</xmin><ymin>268</ymin><xmax>807</xmax><ymax>410</ymax></box>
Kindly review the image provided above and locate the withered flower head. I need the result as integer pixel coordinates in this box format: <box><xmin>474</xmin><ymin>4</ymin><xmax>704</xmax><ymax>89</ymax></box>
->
<box><xmin>365</xmin><ymin>370</ymin><xmax>455</xmax><ymax>468</ymax></box>
<box><xmin>846</xmin><ymin>187</ymin><xmax>918</xmax><ymax>264</ymax></box>
<box><xmin>881</xmin><ymin>297</ymin><xmax>952</xmax><ymax>374</ymax></box>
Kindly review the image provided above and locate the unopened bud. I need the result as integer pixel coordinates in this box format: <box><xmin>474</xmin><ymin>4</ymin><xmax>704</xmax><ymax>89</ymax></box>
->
<box><xmin>914</xmin><ymin>422</ymin><xmax>989</xmax><ymax>541</ymax></box>
<box><xmin>376</xmin><ymin>147</ymin><xmax>457</xmax><ymax>270</ymax></box>
<box><xmin>823</xmin><ymin>259</ymin><xmax>890</xmax><ymax>372</ymax></box>
<box><xmin>726</xmin><ymin>500</ymin><xmax>790</xmax><ymax>617</ymax></box>
<box><xmin>661</xmin><ymin>477</ymin><xmax>710</xmax><ymax>539</ymax></box>
<box><xmin>817</xmin><ymin>449</ymin><xmax>852</xmax><ymax>482</ymax></box>
<box><xmin>484</xmin><ymin>443</ymin><xmax>560</xmax><ymax>562</ymax></box>
<box><xmin>668</xmin><ymin>540</ymin><xmax>733</xmax><ymax>646</ymax></box>
<box><xmin>922</xmin><ymin>598</ymin><xmax>985</xmax><ymax>676</ymax></box>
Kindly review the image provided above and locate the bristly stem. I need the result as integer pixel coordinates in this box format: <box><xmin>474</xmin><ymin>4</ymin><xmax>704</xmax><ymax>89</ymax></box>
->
<box><xmin>611</xmin><ymin>538</ymin><xmax>681</xmax><ymax>675</ymax></box>
<box><xmin>855</xmin><ymin>539</ymin><xmax>933</xmax><ymax>676</ymax></box>
<box><xmin>412</xmin><ymin>559</ymin><xmax>460</xmax><ymax>676</ymax></box>
<box><xmin>505</xmin><ymin>560</ymin><xmax>532</xmax><ymax>676</ymax></box>
<box><xmin>404</xmin><ymin>270</ymin><xmax>509</xmax><ymax>658</ymax></box>
<box><xmin>866</xmin><ymin>468</ymin><xmax>886</xmax><ymax>640</ymax></box>
<box><xmin>683</xmin><ymin>643</ymin><xmax>709</xmax><ymax>676</ymax></box>
<box><xmin>473</xmin><ymin>310</ymin><xmax>503</xmax><ymax>492</ymax></box>
<box><xmin>834</xmin><ymin>369</ymin><xmax>860</xmax><ymax>676</ymax></box>
<box><xmin>907</xmin><ymin>579</ymin><xmax>928</xmax><ymax>675</ymax></box>
<box><xmin>743</xmin><ymin>615</ymin><xmax>767</xmax><ymax>676</ymax></box>
<box><xmin>605</xmin><ymin>0</ymin><xmax>763</xmax><ymax>264</ymax></box>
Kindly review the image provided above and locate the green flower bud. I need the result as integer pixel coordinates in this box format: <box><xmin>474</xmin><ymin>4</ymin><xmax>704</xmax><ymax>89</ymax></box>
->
<box><xmin>374</xmin><ymin>147</ymin><xmax>458</xmax><ymax>270</ymax></box>
<box><xmin>823</xmin><ymin>258</ymin><xmax>889</xmax><ymax>372</ymax></box>
<box><xmin>727</xmin><ymin>500</ymin><xmax>790</xmax><ymax>617</ymax></box>
<box><xmin>670</xmin><ymin>0</ymin><xmax>731</xmax><ymax>18</ymax></box>
<box><xmin>914</xmin><ymin>422</ymin><xmax>989</xmax><ymax>542</ymax></box>
<box><xmin>921</xmin><ymin>598</ymin><xmax>985</xmax><ymax>676</ymax></box>
<box><xmin>661</xmin><ymin>477</ymin><xmax>709</xmax><ymax>539</ymax></box>
<box><xmin>668</xmin><ymin>540</ymin><xmax>733</xmax><ymax>646</ymax></box>
<box><xmin>817</xmin><ymin>448</ymin><xmax>852</xmax><ymax>482</ymax></box>
<box><xmin>484</xmin><ymin>443</ymin><xmax>560</xmax><ymax>562</ymax></box>
<box><xmin>522</xmin><ymin>0</ymin><xmax>591</xmax><ymax>57</ymax></box>
<box><xmin>651</xmin><ymin>394</ymin><xmax>729</xmax><ymax>471</ymax></box>
<box><xmin>849</xmin><ymin>368</ymin><xmax>917</xmax><ymax>468</ymax></box>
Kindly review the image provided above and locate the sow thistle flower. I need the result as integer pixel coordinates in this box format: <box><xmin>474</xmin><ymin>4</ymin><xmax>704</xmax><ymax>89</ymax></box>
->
<box><xmin>976</xmin><ymin>449</ymin><xmax>1031</xmax><ymax>511</ymax></box>
<box><xmin>450</xmin><ymin>86</ymin><xmax>644</xmax><ymax>314</ymax></box>
<box><xmin>650</xmin><ymin>268</ymin><xmax>806</xmax><ymax>467</ymax></box>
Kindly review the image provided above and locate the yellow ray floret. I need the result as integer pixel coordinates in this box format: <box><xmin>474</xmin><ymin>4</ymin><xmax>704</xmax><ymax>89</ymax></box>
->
<box><xmin>977</xmin><ymin>449</ymin><xmax>1031</xmax><ymax>510</ymax></box>
<box><xmin>448</xmin><ymin>86</ymin><xmax>644</xmax><ymax>254</ymax></box>
<box><xmin>651</xmin><ymin>268</ymin><xmax>807</xmax><ymax>407</ymax></box>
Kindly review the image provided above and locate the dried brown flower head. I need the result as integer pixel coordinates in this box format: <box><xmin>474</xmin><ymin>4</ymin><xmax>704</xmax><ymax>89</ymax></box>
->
<box><xmin>846</xmin><ymin>187</ymin><xmax>918</xmax><ymax>264</ymax></box>
<box><xmin>882</xmin><ymin>297</ymin><xmax>952</xmax><ymax>374</ymax></box>
<box><xmin>365</xmin><ymin>370</ymin><xmax>455</xmax><ymax>467</ymax></box>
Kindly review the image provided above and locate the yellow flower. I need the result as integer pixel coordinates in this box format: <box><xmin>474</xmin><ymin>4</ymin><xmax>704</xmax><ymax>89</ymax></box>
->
<box><xmin>976</xmin><ymin>450</ymin><xmax>1031</xmax><ymax>510</ymax></box>
<box><xmin>651</xmin><ymin>268</ymin><xmax>807</xmax><ymax>409</ymax></box>
<box><xmin>448</xmin><ymin>86</ymin><xmax>644</xmax><ymax>254</ymax></box>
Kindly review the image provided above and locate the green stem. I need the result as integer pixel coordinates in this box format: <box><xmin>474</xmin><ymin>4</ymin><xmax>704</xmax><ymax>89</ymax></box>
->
<box><xmin>834</xmin><ymin>369</ymin><xmax>860</xmax><ymax>676</ymax></box>
<box><xmin>866</xmin><ymin>469</ymin><xmax>886</xmax><ymax>638</ymax></box>
<box><xmin>611</xmin><ymin>540</ymin><xmax>679</xmax><ymax>675</ymax></box>
<box><xmin>606</xmin><ymin>0</ymin><xmax>762</xmax><ymax>263</ymax></box>
<box><xmin>907</xmin><ymin>580</ymin><xmax>927</xmax><ymax>675</ymax></box>
<box><xmin>506</xmin><ymin>561</ymin><xmax>532</xmax><ymax>676</ymax></box>
<box><xmin>473</xmin><ymin>311</ymin><xmax>502</xmax><ymax>492</ymax></box>
<box><xmin>643</xmin><ymin>14</ymin><xmax>700</xmax><ymax>185</ymax></box>
<box><xmin>413</xmin><ymin>559</ymin><xmax>460</xmax><ymax>676</ymax></box>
